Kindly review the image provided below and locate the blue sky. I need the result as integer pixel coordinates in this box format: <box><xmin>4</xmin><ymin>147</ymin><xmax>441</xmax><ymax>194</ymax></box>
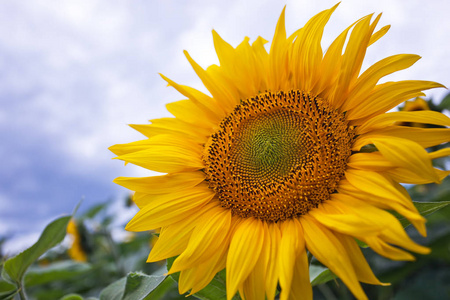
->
<box><xmin>1</xmin><ymin>0</ymin><xmax>449</xmax><ymax>252</ymax></box>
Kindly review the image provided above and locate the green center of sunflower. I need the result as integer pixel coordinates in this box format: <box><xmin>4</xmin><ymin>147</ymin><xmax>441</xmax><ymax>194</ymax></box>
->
<box><xmin>204</xmin><ymin>90</ymin><xmax>355</xmax><ymax>222</ymax></box>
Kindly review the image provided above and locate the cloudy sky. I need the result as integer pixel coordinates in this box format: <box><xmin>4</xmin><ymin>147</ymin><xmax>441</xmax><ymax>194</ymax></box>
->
<box><xmin>1</xmin><ymin>0</ymin><xmax>449</xmax><ymax>251</ymax></box>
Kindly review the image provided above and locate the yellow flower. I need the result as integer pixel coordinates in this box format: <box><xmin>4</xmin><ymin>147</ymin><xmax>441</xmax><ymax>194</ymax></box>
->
<box><xmin>397</xmin><ymin>97</ymin><xmax>431</xmax><ymax>128</ymax></box>
<box><xmin>110</xmin><ymin>4</ymin><xmax>450</xmax><ymax>300</ymax></box>
<box><xmin>66</xmin><ymin>219</ymin><xmax>87</xmax><ymax>263</ymax></box>
<box><xmin>402</xmin><ymin>97</ymin><xmax>430</xmax><ymax>112</ymax></box>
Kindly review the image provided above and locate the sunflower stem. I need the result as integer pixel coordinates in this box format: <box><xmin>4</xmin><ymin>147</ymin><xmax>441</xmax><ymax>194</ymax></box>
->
<box><xmin>18</xmin><ymin>283</ymin><xmax>28</xmax><ymax>300</ymax></box>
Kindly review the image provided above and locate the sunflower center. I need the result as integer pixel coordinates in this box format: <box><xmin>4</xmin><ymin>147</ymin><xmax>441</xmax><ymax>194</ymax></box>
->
<box><xmin>204</xmin><ymin>90</ymin><xmax>355</xmax><ymax>222</ymax></box>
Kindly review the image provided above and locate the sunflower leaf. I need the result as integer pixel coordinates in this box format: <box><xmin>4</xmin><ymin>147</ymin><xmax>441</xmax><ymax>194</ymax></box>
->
<box><xmin>99</xmin><ymin>277</ymin><xmax>126</xmax><ymax>300</ymax></box>
<box><xmin>0</xmin><ymin>289</ymin><xmax>19</xmax><ymax>300</ymax></box>
<box><xmin>60</xmin><ymin>294</ymin><xmax>84</xmax><ymax>300</ymax></box>
<box><xmin>437</xmin><ymin>92</ymin><xmax>450</xmax><ymax>111</ymax></box>
<box><xmin>99</xmin><ymin>272</ymin><xmax>168</xmax><ymax>300</ymax></box>
<box><xmin>1</xmin><ymin>215</ymin><xmax>71</xmax><ymax>285</ymax></box>
<box><xmin>393</xmin><ymin>201</ymin><xmax>450</xmax><ymax>228</ymax></box>
<box><xmin>309</xmin><ymin>265</ymin><xmax>336</xmax><ymax>286</ymax></box>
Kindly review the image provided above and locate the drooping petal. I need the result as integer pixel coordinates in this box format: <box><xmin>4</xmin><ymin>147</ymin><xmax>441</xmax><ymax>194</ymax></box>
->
<box><xmin>169</xmin><ymin>206</ymin><xmax>231</xmax><ymax>273</ymax></box>
<box><xmin>226</xmin><ymin>218</ymin><xmax>264</xmax><ymax>300</ymax></box>
<box><xmin>265</xmin><ymin>222</ymin><xmax>281</xmax><ymax>300</ymax></box>
<box><xmin>372</xmin><ymin>136</ymin><xmax>441</xmax><ymax>183</ymax></box>
<box><xmin>146</xmin><ymin>203</ymin><xmax>220</xmax><ymax>262</ymax></box>
<box><xmin>289</xmin><ymin>230</ymin><xmax>312</xmax><ymax>300</ymax></box>
<box><xmin>242</xmin><ymin>223</ymin><xmax>269</xmax><ymax>300</ymax></box>
<box><xmin>278</xmin><ymin>219</ymin><xmax>304</xmax><ymax>300</ymax></box>
<box><xmin>301</xmin><ymin>215</ymin><xmax>368</xmax><ymax>300</ymax></box>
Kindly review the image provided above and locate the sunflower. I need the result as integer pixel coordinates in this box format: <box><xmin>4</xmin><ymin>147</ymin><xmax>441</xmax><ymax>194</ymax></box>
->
<box><xmin>66</xmin><ymin>219</ymin><xmax>87</xmax><ymax>262</ymax></box>
<box><xmin>110</xmin><ymin>4</ymin><xmax>450</xmax><ymax>300</ymax></box>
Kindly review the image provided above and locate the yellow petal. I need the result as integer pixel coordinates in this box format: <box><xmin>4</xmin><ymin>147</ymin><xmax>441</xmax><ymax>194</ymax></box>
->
<box><xmin>334</xmin><ymin>231</ymin><xmax>386</xmax><ymax>286</ymax></box>
<box><xmin>347</xmin><ymin>152</ymin><xmax>395</xmax><ymax>171</ymax></box>
<box><xmin>242</xmin><ymin>223</ymin><xmax>269</xmax><ymax>300</ymax></box>
<box><xmin>386</xmin><ymin>167</ymin><xmax>450</xmax><ymax>184</ymax></box>
<box><xmin>114</xmin><ymin>171</ymin><xmax>205</xmax><ymax>194</ymax></box>
<box><xmin>344</xmin><ymin>54</ymin><xmax>421</xmax><ymax>112</ymax></box>
<box><xmin>368</xmin><ymin>24</ymin><xmax>390</xmax><ymax>46</ymax></box>
<box><xmin>129</xmin><ymin>117</ymin><xmax>210</xmax><ymax>143</ymax></box>
<box><xmin>179</xmin><ymin>244</ymin><xmax>227</xmax><ymax>295</ymax></box>
<box><xmin>322</xmin><ymin>194</ymin><xmax>429</xmax><ymax>259</ymax></box>
<box><xmin>363</xmin><ymin>237</ymin><xmax>415</xmax><ymax>261</ymax></box>
<box><xmin>109</xmin><ymin>139</ymin><xmax>153</xmax><ymax>156</ymax></box>
<box><xmin>312</xmin><ymin>24</ymin><xmax>351</xmax><ymax>97</ymax></box>
<box><xmin>166</xmin><ymin>99</ymin><xmax>217</xmax><ymax>129</ymax></box>
<box><xmin>357</xmin><ymin>110</ymin><xmax>450</xmax><ymax>134</ymax></box>
<box><xmin>278</xmin><ymin>219</ymin><xmax>304</xmax><ymax>300</ymax></box>
<box><xmin>160</xmin><ymin>73</ymin><xmax>226</xmax><ymax>119</ymax></box>
<box><xmin>347</xmin><ymin>80</ymin><xmax>444</xmax><ymax>120</ymax></box>
<box><xmin>353</xmin><ymin>127</ymin><xmax>450</xmax><ymax>150</ymax></box>
<box><xmin>268</xmin><ymin>7</ymin><xmax>289</xmax><ymax>91</ymax></box>
<box><xmin>372</xmin><ymin>137</ymin><xmax>440</xmax><ymax>183</ymax></box>
<box><xmin>184</xmin><ymin>50</ymin><xmax>238</xmax><ymax>112</ymax></box>
<box><xmin>345</xmin><ymin>169</ymin><xmax>415</xmax><ymax>211</ymax></box>
<box><xmin>114</xmin><ymin>134</ymin><xmax>203</xmax><ymax>173</ymax></box>
<box><xmin>338</xmin><ymin>179</ymin><xmax>426</xmax><ymax>236</ymax></box>
<box><xmin>169</xmin><ymin>206</ymin><xmax>231</xmax><ymax>273</ymax></box>
<box><xmin>301</xmin><ymin>215</ymin><xmax>368</xmax><ymax>300</ymax></box>
<box><xmin>265</xmin><ymin>222</ymin><xmax>281</xmax><ymax>300</ymax></box>
<box><xmin>290</xmin><ymin>3</ymin><xmax>338</xmax><ymax>91</ymax></box>
<box><xmin>429</xmin><ymin>147</ymin><xmax>450</xmax><ymax>160</ymax></box>
<box><xmin>330</xmin><ymin>14</ymin><xmax>378</xmax><ymax>108</ymax></box>
<box><xmin>125</xmin><ymin>184</ymin><xmax>215</xmax><ymax>231</ymax></box>
<box><xmin>226</xmin><ymin>218</ymin><xmax>264</xmax><ymax>300</ymax></box>
<box><xmin>289</xmin><ymin>240</ymin><xmax>312</xmax><ymax>300</ymax></box>
<box><xmin>146</xmin><ymin>204</ymin><xmax>215</xmax><ymax>262</ymax></box>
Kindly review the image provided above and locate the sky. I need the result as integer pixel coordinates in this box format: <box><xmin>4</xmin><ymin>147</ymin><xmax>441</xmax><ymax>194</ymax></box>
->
<box><xmin>1</xmin><ymin>0</ymin><xmax>449</xmax><ymax>252</ymax></box>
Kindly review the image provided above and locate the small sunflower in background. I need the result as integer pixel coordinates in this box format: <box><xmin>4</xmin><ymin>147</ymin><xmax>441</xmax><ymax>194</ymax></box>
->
<box><xmin>110</xmin><ymin>4</ymin><xmax>449</xmax><ymax>300</ymax></box>
<box><xmin>66</xmin><ymin>219</ymin><xmax>88</xmax><ymax>263</ymax></box>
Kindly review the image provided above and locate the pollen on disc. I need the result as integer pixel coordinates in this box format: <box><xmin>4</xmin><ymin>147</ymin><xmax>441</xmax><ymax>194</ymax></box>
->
<box><xmin>204</xmin><ymin>90</ymin><xmax>355</xmax><ymax>222</ymax></box>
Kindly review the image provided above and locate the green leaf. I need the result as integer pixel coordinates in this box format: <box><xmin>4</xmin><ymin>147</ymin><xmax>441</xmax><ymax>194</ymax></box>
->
<box><xmin>99</xmin><ymin>277</ymin><xmax>126</xmax><ymax>300</ymax></box>
<box><xmin>393</xmin><ymin>201</ymin><xmax>450</xmax><ymax>228</ymax></box>
<box><xmin>25</xmin><ymin>260</ymin><xmax>91</xmax><ymax>287</ymax></box>
<box><xmin>0</xmin><ymin>289</ymin><xmax>19</xmax><ymax>300</ymax></box>
<box><xmin>82</xmin><ymin>202</ymin><xmax>108</xmax><ymax>219</ymax></box>
<box><xmin>355</xmin><ymin>239</ymin><xmax>369</xmax><ymax>248</ymax></box>
<box><xmin>2</xmin><ymin>215</ymin><xmax>71</xmax><ymax>285</ymax></box>
<box><xmin>99</xmin><ymin>272</ymin><xmax>168</xmax><ymax>300</ymax></box>
<box><xmin>60</xmin><ymin>294</ymin><xmax>84</xmax><ymax>300</ymax></box>
<box><xmin>438</xmin><ymin>92</ymin><xmax>450</xmax><ymax>111</ymax></box>
<box><xmin>143</xmin><ymin>276</ymin><xmax>176</xmax><ymax>300</ymax></box>
<box><xmin>0</xmin><ymin>281</ymin><xmax>15</xmax><ymax>293</ymax></box>
<box><xmin>123</xmin><ymin>272</ymin><xmax>166</xmax><ymax>300</ymax></box>
<box><xmin>309</xmin><ymin>265</ymin><xmax>335</xmax><ymax>286</ymax></box>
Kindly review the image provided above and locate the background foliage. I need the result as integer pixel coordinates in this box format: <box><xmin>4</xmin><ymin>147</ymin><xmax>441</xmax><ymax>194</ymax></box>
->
<box><xmin>1</xmin><ymin>93</ymin><xmax>449</xmax><ymax>300</ymax></box>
